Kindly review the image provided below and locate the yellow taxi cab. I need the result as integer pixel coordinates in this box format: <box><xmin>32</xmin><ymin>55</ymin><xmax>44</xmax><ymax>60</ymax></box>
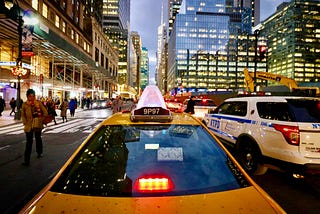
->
<box><xmin>20</xmin><ymin>85</ymin><xmax>285</xmax><ymax>214</ymax></box>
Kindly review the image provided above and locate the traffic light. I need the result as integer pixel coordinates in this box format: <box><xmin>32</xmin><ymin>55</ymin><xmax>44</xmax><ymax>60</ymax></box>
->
<box><xmin>259</xmin><ymin>45</ymin><xmax>267</xmax><ymax>61</ymax></box>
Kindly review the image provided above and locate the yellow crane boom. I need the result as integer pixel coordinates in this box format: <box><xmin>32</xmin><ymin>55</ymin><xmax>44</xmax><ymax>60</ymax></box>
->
<box><xmin>243</xmin><ymin>68</ymin><xmax>319</xmax><ymax>96</ymax></box>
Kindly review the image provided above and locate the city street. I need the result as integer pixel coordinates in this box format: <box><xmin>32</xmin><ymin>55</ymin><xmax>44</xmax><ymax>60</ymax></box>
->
<box><xmin>0</xmin><ymin>108</ymin><xmax>320</xmax><ymax>214</ymax></box>
<box><xmin>0</xmin><ymin>108</ymin><xmax>112</xmax><ymax>214</ymax></box>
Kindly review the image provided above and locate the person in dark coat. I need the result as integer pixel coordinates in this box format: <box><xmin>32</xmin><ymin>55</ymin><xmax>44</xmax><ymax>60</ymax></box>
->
<box><xmin>9</xmin><ymin>97</ymin><xmax>17</xmax><ymax>116</ymax></box>
<box><xmin>46</xmin><ymin>97</ymin><xmax>58</xmax><ymax>125</ymax></box>
<box><xmin>184</xmin><ymin>96</ymin><xmax>196</xmax><ymax>114</ymax></box>
<box><xmin>0</xmin><ymin>96</ymin><xmax>5</xmax><ymax>116</ymax></box>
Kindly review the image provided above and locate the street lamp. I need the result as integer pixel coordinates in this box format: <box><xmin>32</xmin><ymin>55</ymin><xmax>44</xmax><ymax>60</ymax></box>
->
<box><xmin>5</xmin><ymin>0</ymin><xmax>24</xmax><ymax>120</ymax></box>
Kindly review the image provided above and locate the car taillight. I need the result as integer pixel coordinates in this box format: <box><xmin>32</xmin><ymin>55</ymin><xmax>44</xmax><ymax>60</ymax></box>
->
<box><xmin>273</xmin><ymin>124</ymin><xmax>300</xmax><ymax>146</ymax></box>
<box><xmin>134</xmin><ymin>175</ymin><xmax>174</xmax><ymax>192</ymax></box>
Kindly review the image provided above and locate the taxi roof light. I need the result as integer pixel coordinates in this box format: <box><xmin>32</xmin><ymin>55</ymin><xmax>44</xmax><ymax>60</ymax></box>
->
<box><xmin>136</xmin><ymin>85</ymin><xmax>167</xmax><ymax>109</ymax></box>
<box><xmin>131</xmin><ymin>85</ymin><xmax>173</xmax><ymax>122</ymax></box>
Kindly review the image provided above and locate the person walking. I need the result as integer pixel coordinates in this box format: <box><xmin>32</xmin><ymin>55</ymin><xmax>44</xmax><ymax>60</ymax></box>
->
<box><xmin>21</xmin><ymin>89</ymin><xmax>48</xmax><ymax>166</ymax></box>
<box><xmin>0</xmin><ymin>96</ymin><xmax>5</xmax><ymax>116</ymax></box>
<box><xmin>112</xmin><ymin>96</ymin><xmax>120</xmax><ymax>114</ymax></box>
<box><xmin>46</xmin><ymin>97</ymin><xmax>58</xmax><ymax>125</ymax></box>
<box><xmin>9</xmin><ymin>97</ymin><xmax>17</xmax><ymax>116</ymax></box>
<box><xmin>184</xmin><ymin>96</ymin><xmax>196</xmax><ymax>114</ymax></box>
<box><xmin>60</xmin><ymin>98</ymin><xmax>69</xmax><ymax>122</ymax></box>
<box><xmin>69</xmin><ymin>98</ymin><xmax>77</xmax><ymax>117</ymax></box>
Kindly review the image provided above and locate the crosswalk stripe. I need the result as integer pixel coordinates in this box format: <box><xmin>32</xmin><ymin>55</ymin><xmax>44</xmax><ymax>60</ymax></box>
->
<box><xmin>0</xmin><ymin>123</ymin><xmax>23</xmax><ymax>134</ymax></box>
<box><xmin>0</xmin><ymin>118</ymin><xmax>102</xmax><ymax>135</ymax></box>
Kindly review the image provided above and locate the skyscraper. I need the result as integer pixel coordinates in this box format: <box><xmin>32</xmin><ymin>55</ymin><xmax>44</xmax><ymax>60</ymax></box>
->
<box><xmin>167</xmin><ymin>0</ymin><xmax>259</xmax><ymax>94</ymax></box>
<box><xmin>260</xmin><ymin>0</ymin><xmax>320</xmax><ymax>87</ymax></box>
<box><xmin>102</xmin><ymin>0</ymin><xmax>131</xmax><ymax>92</ymax></box>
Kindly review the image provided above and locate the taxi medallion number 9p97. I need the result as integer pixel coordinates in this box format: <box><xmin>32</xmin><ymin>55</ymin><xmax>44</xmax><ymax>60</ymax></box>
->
<box><xmin>143</xmin><ymin>107</ymin><xmax>160</xmax><ymax>115</ymax></box>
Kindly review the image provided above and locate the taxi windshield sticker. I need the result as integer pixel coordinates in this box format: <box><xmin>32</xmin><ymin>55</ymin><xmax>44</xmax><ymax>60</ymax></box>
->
<box><xmin>145</xmin><ymin>144</ymin><xmax>159</xmax><ymax>150</ymax></box>
<box><xmin>157</xmin><ymin>147</ymin><xmax>183</xmax><ymax>161</ymax></box>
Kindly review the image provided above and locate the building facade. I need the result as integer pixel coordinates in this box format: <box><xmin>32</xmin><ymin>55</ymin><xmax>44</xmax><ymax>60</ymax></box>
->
<box><xmin>0</xmin><ymin>0</ymin><xmax>118</xmax><ymax>106</ymax></box>
<box><xmin>102</xmin><ymin>0</ymin><xmax>134</xmax><ymax>96</ymax></box>
<box><xmin>167</xmin><ymin>0</ymin><xmax>264</xmax><ymax>95</ymax></box>
<box><xmin>260</xmin><ymin>0</ymin><xmax>320</xmax><ymax>87</ymax></box>
<box><xmin>140</xmin><ymin>47</ymin><xmax>149</xmax><ymax>91</ymax></box>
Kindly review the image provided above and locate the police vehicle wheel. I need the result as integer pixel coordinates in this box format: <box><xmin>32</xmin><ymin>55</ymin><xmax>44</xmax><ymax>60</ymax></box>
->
<box><xmin>237</xmin><ymin>140</ymin><xmax>265</xmax><ymax>175</ymax></box>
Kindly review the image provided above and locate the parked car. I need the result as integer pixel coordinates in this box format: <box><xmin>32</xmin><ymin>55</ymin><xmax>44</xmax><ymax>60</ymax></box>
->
<box><xmin>20</xmin><ymin>86</ymin><xmax>284</xmax><ymax>214</ymax></box>
<box><xmin>92</xmin><ymin>99</ymin><xmax>111</xmax><ymax>109</ymax></box>
<box><xmin>165</xmin><ymin>100</ymin><xmax>184</xmax><ymax>113</ymax></box>
<box><xmin>203</xmin><ymin>96</ymin><xmax>320</xmax><ymax>177</ymax></box>
<box><xmin>182</xmin><ymin>98</ymin><xmax>217</xmax><ymax>119</ymax></box>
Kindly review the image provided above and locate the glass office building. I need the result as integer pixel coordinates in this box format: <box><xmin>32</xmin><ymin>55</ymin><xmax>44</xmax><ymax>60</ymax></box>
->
<box><xmin>167</xmin><ymin>0</ymin><xmax>265</xmax><ymax>94</ymax></box>
<box><xmin>260</xmin><ymin>1</ymin><xmax>320</xmax><ymax>87</ymax></box>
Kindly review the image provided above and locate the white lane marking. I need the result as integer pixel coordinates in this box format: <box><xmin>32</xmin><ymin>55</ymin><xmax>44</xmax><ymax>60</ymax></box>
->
<box><xmin>0</xmin><ymin>119</ymin><xmax>101</xmax><ymax>135</ymax></box>
<box><xmin>0</xmin><ymin>145</ymin><xmax>10</xmax><ymax>150</ymax></box>
<box><xmin>0</xmin><ymin>124</ymin><xmax>24</xmax><ymax>135</ymax></box>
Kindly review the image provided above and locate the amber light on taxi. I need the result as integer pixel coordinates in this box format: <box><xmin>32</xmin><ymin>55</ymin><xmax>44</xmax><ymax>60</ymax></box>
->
<box><xmin>134</xmin><ymin>176</ymin><xmax>174</xmax><ymax>192</ymax></box>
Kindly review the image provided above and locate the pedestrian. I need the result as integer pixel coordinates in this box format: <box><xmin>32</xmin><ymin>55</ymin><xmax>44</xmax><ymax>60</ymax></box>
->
<box><xmin>69</xmin><ymin>98</ymin><xmax>77</xmax><ymax>117</ymax></box>
<box><xmin>46</xmin><ymin>97</ymin><xmax>58</xmax><ymax>125</ymax></box>
<box><xmin>119</xmin><ymin>97</ymin><xmax>124</xmax><ymax>111</ymax></box>
<box><xmin>0</xmin><ymin>96</ymin><xmax>5</xmax><ymax>116</ymax></box>
<box><xmin>9</xmin><ymin>97</ymin><xmax>17</xmax><ymax>116</ymax></box>
<box><xmin>112</xmin><ymin>96</ymin><xmax>120</xmax><ymax>114</ymax></box>
<box><xmin>184</xmin><ymin>96</ymin><xmax>196</xmax><ymax>114</ymax></box>
<box><xmin>21</xmin><ymin>89</ymin><xmax>48</xmax><ymax>166</ymax></box>
<box><xmin>86</xmin><ymin>97</ymin><xmax>91</xmax><ymax>109</ymax></box>
<box><xmin>60</xmin><ymin>98</ymin><xmax>69</xmax><ymax>122</ymax></box>
<box><xmin>128</xmin><ymin>98</ymin><xmax>136</xmax><ymax>111</ymax></box>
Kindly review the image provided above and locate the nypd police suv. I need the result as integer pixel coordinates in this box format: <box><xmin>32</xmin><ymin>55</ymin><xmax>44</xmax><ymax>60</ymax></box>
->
<box><xmin>203</xmin><ymin>96</ymin><xmax>320</xmax><ymax>177</ymax></box>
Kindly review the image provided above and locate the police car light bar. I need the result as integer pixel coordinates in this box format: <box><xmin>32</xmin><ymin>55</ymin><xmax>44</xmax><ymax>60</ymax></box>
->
<box><xmin>131</xmin><ymin>85</ymin><xmax>173</xmax><ymax>122</ymax></box>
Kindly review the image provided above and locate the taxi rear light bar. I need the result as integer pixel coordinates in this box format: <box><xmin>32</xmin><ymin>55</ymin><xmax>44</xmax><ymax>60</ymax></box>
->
<box><xmin>134</xmin><ymin>176</ymin><xmax>174</xmax><ymax>192</ymax></box>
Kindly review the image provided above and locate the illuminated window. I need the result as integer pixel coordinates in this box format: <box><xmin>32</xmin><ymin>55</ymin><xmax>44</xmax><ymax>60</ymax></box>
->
<box><xmin>32</xmin><ymin>0</ymin><xmax>38</xmax><ymax>10</ymax></box>
<box><xmin>62</xmin><ymin>21</ymin><xmax>66</xmax><ymax>33</ymax></box>
<box><xmin>71</xmin><ymin>29</ymin><xmax>74</xmax><ymax>40</ymax></box>
<box><xmin>42</xmin><ymin>3</ymin><xmax>48</xmax><ymax>18</ymax></box>
<box><xmin>55</xmin><ymin>15</ymin><xmax>60</xmax><ymax>28</ymax></box>
<box><xmin>76</xmin><ymin>33</ymin><xmax>79</xmax><ymax>44</ymax></box>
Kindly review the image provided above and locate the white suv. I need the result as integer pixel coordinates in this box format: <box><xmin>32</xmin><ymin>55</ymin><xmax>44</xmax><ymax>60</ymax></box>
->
<box><xmin>203</xmin><ymin>96</ymin><xmax>320</xmax><ymax>176</ymax></box>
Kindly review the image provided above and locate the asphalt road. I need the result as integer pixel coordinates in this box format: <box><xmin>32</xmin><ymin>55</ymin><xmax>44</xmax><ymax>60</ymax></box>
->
<box><xmin>0</xmin><ymin>108</ymin><xmax>111</xmax><ymax>214</ymax></box>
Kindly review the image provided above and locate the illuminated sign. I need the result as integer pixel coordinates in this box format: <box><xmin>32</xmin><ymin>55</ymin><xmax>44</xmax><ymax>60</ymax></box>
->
<box><xmin>0</xmin><ymin>61</ymin><xmax>34</xmax><ymax>69</ymax></box>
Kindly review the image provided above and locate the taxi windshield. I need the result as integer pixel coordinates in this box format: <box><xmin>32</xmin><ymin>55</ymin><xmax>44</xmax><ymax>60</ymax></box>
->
<box><xmin>51</xmin><ymin>124</ymin><xmax>249</xmax><ymax>197</ymax></box>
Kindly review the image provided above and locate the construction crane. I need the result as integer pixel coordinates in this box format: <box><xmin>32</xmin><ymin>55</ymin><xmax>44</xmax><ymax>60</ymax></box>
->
<box><xmin>244</xmin><ymin>68</ymin><xmax>320</xmax><ymax>97</ymax></box>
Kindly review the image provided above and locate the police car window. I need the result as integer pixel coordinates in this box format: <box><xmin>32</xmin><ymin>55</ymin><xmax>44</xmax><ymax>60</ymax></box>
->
<box><xmin>286</xmin><ymin>99</ymin><xmax>320</xmax><ymax>122</ymax></box>
<box><xmin>227</xmin><ymin>102</ymin><xmax>247</xmax><ymax>117</ymax></box>
<box><xmin>257</xmin><ymin>102</ymin><xmax>293</xmax><ymax>121</ymax></box>
<box><xmin>217</xmin><ymin>102</ymin><xmax>232</xmax><ymax>114</ymax></box>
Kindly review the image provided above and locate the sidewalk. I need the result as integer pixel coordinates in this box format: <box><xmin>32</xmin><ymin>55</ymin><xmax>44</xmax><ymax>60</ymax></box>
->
<box><xmin>0</xmin><ymin>109</ymin><xmax>21</xmax><ymax>127</ymax></box>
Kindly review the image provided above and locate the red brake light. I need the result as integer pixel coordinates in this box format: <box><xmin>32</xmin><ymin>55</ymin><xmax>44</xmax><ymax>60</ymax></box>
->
<box><xmin>134</xmin><ymin>175</ymin><xmax>174</xmax><ymax>192</ymax></box>
<box><xmin>202</xmin><ymin>99</ymin><xmax>207</xmax><ymax>102</ymax></box>
<box><xmin>273</xmin><ymin>124</ymin><xmax>300</xmax><ymax>146</ymax></box>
